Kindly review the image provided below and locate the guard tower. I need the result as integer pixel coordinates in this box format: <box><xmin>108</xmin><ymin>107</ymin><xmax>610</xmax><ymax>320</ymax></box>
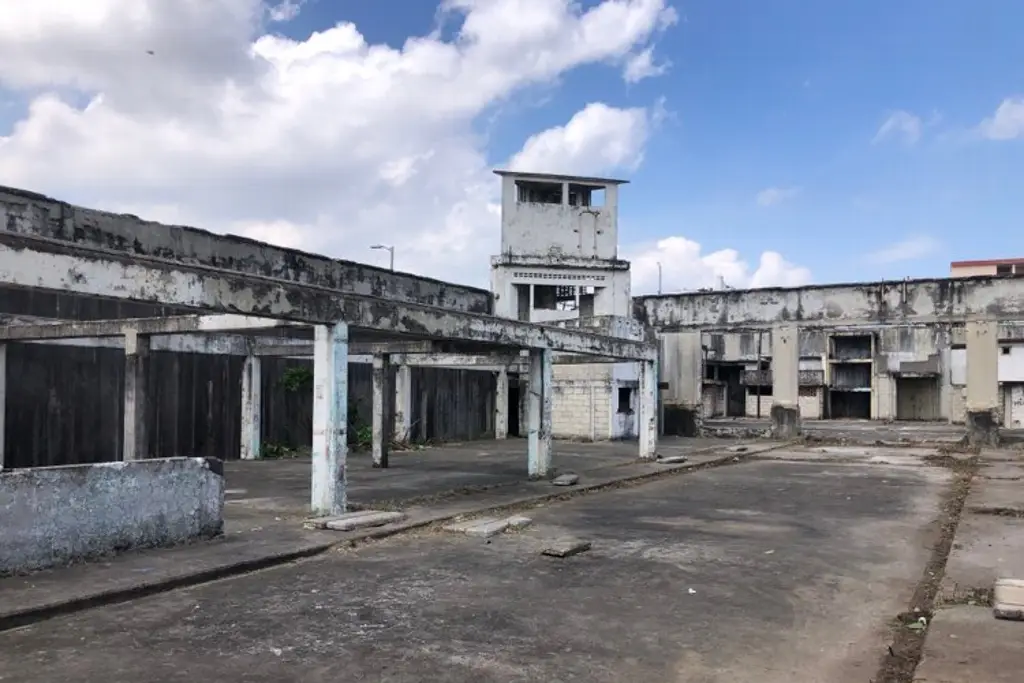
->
<box><xmin>490</xmin><ymin>170</ymin><xmax>641</xmax><ymax>441</ymax></box>
<box><xmin>490</xmin><ymin>171</ymin><xmax>632</xmax><ymax>322</ymax></box>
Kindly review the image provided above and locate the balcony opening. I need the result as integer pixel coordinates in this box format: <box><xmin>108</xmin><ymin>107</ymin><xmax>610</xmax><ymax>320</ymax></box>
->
<box><xmin>568</xmin><ymin>183</ymin><xmax>605</xmax><ymax>208</ymax></box>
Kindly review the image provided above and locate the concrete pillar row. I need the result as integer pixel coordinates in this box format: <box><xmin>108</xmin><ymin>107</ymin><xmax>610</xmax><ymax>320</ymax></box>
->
<box><xmin>240</xmin><ymin>353</ymin><xmax>262</xmax><ymax>461</ymax></box>
<box><xmin>371</xmin><ymin>353</ymin><xmax>392</xmax><ymax>469</ymax></box>
<box><xmin>770</xmin><ymin>325</ymin><xmax>801</xmax><ymax>439</ymax></box>
<box><xmin>527</xmin><ymin>349</ymin><xmax>553</xmax><ymax>478</ymax></box>
<box><xmin>965</xmin><ymin>320</ymin><xmax>1000</xmax><ymax>446</ymax></box>
<box><xmin>311</xmin><ymin>322</ymin><xmax>349</xmax><ymax>517</ymax></box>
<box><xmin>122</xmin><ymin>329</ymin><xmax>150</xmax><ymax>462</ymax></box>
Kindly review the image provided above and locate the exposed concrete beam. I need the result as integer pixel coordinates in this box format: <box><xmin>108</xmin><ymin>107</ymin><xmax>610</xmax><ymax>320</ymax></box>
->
<box><xmin>636</xmin><ymin>277</ymin><xmax>1024</xmax><ymax>330</ymax></box>
<box><xmin>0</xmin><ymin>235</ymin><xmax>655</xmax><ymax>360</ymax></box>
<box><xmin>0</xmin><ymin>314</ymin><xmax>304</xmax><ymax>341</ymax></box>
<box><xmin>1</xmin><ymin>184</ymin><xmax>492</xmax><ymax>314</ymax></box>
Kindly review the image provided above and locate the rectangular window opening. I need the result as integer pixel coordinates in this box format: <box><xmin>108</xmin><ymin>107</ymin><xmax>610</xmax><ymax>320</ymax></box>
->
<box><xmin>617</xmin><ymin>386</ymin><xmax>634</xmax><ymax>414</ymax></box>
<box><xmin>997</xmin><ymin>264</ymin><xmax>1013</xmax><ymax>275</ymax></box>
<box><xmin>568</xmin><ymin>183</ymin><xmax>606</xmax><ymax>208</ymax></box>
<box><xmin>1002</xmin><ymin>346</ymin><xmax>1012</xmax><ymax>355</ymax></box>
<box><xmin>516</xmin><ymin>180</ymin><xmax>562</xmax><ymax>205</ymax></box>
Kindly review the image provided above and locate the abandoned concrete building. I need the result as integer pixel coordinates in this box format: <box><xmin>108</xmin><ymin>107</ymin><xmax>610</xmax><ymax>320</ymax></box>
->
<box><xmin>637</xmin><ymin>278</ymin><xmax>1024</xmax><ymax>443</ymax></box>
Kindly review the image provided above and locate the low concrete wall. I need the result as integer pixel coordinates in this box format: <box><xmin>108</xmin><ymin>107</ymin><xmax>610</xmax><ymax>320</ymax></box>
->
<box><xmin>0</xmin><ymin>457</ymin><xmax>224</xmax><ymax>575</ymax></box>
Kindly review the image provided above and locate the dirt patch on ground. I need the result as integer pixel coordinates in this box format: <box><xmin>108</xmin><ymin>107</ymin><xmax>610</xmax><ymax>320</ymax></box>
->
<box><xmin>873</xmin><ymin>461</ymin><xmax>977</xmax><ymax>683</ymax></box>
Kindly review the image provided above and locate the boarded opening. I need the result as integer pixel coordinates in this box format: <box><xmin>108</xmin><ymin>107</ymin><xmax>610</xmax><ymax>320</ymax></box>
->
<box><xmin>829</xmin><ymin>391</ymin><xmax>870</xmax><ymax>419</ymax></box>
<box><xmin>896</xmin><ymin>377</ymin><xmax>941</xmax><ymax>420</ymax></box>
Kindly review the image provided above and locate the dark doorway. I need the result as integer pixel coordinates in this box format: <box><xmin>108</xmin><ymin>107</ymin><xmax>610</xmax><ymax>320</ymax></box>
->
<box><xmin>828</xmin><ymin>390</ymin><xmax>871</xmax><ymax>419</ymax></box>
<box><xmin>508</xmin><ymin>381</ymin><xmax>521</xmax><ymax>437</ymax></box>
<box><xmin>718</xmin><ymin>365</ymin><xmax>746</xmax><ymax>417</ymax></box>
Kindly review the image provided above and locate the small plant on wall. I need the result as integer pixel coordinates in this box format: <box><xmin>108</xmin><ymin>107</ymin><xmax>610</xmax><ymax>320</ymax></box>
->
<box><xmin>279</xmin><ymin>365</ymin><xmax>314</xmax><ymax>393</ymax></box>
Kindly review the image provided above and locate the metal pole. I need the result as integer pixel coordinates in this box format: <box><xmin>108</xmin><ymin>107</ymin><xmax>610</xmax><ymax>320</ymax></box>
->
<box><xmin>389</xmin><ymin>246</ymin><xmax>394</xmax><ymax>271</ymax></box>
<box><xmin>657</xmin><ymin>261</ymin><xmax>662</xmax><ymax>295</ymax></box>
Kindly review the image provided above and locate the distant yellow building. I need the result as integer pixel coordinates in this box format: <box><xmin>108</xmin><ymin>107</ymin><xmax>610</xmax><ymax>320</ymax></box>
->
<box><xmin>950</xmin><ymin>258</ymin><xmax>1024</xmax><ymax>277</ymax></box>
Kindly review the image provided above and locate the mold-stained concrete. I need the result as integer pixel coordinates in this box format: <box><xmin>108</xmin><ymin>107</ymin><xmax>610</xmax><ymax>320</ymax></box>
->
<box><xmin>0</xmin><ymin>185</ymin><xmax>493</xmax><ymax>314</ymax></box>
<box><xmin>0</xmin><ymin>457</ymin><xmax>224</xmax><ymax>575</ymax></box>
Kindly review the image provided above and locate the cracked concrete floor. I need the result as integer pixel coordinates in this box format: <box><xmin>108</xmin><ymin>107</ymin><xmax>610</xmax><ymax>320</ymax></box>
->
<box><xmin>0</xmin><ymin>451</ymin><xmax>950</xmax><ymax>683</ymax></box>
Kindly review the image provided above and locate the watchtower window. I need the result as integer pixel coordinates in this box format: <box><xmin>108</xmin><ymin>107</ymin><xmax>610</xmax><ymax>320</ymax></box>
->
<box><xmin>516</xmin><ymin>180</ymin><xmax>562</xmax><ymax>205</ymax></box>
<box><xmin>568</xmin><ymin>183</ymin><xmax>605</xmax><ymax>208</ymax></box>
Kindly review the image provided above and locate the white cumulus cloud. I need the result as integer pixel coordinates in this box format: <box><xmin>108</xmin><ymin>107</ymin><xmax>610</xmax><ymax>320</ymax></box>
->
<box><xmin>0</xmin><ymin>0</ymin><xmax>807</xmax><ymax>296</ymax></box>
<box><xmin>977</xmin><ymin>97</ymin><xmax>1024</xmax><ymax>141</ymax></box>
<box><xmin>627</xmin><ymin>237</ymin><xmax>812</xmax><ymax>294</ymax></box>
<box><xmin>0</xmin><ymin>0</ymin><xmax>679</xmax><ymax>286</ymax></box>
<box><xmin>623</xmin><ymin>46</ymin><xmax>670</xmax><ymax>83</ymax></box>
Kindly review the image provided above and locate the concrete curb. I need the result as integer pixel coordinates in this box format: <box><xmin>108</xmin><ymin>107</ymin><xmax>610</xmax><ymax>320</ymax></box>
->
<box><xmin>0</xmin><ymin>540</ymin><xmax>335</xmax><ymax>633</ymax></box>
<box><xmin>0</xmin><ymin>446</ymin><xmax>772</xmax><ymax>632</ymax></box>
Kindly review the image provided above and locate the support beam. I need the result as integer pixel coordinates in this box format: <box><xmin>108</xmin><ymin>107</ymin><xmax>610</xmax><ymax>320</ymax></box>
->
<box><xmin>639</xmin><ymin>359</ymin><xmax>658</xmax><ymax>460</ymax></box>
<box><xmin>418</xmin><ymin>388</ymin><xmax>429</xmax><ymax>441</ymax></box>
<box><xmin>636</xmin><ymin>276</ymin><xmax>1024</xmax><ymax>330</ymax></box>
<box><xmin>770</xmin><ymin>325</ymin><xmax>801</xmax><ymax>439</ymax></box>
<box><xmin>495</xmin><ymin>368</ymin><xmax>509</xmax><ymax>440</ymax></box>
<box><xmin>393</xmin><ymin>363</ymin><xmax>412</xmax><ymax>443</ymax></box>
<box><xmin>311</xmin><ymin>322</ymin><xmax>349</xmax><ymax>516</ymax></box>
<box><xmin>122</xmin><ymin>330</ymin><xmax>149</xmax><ymax>461</ymax></box>
<box><xmin>372</xmin><ymin>353</ymin><xmax>391</xmax><ymax>468</ymax></box>
<box><xmin>0</xmin><ymin>314</ymin><xmax>305</xmax><ymax>341</ymax></box>
<box><xmin>0</xmin><ymin>236</ymin><xmax>655</xmax><ymax>361</ymax></box>
<box><xmin>0</xmin><ymin>344</ymin><xmax>6</xmax><ymax>471</ymax></box>
<box><xmin>527</xmin><ymin>349</ymin><xmax>553</xmax><ymax>479</ymax></box>
<box><xmin>966</xmin><ymin>320</ymin><xmax>1000</xmax><ymax>446</ymax></box>
<box><xmin>240</xmin><ymin>353</ymin><xmax>262</xmax><ymax>460</ymax></box>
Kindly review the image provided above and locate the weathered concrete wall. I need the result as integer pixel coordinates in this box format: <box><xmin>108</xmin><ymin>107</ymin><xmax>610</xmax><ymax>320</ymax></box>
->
<box><xmin>497</xmin><ymin>174</ymin><xmax>620</xmax><ymax>261</ymax></box>
<box><xmin>0</xmin><ymin>457</ymin><xmax>224</xmax><ymax>574</ymax></box>
<box><xmin>635</xmin><ymin>277</ymin><xmax>1024</xmax><ymax>329</ymax></box>
<box><xmin>0</xmin><ymin>185</ymin><xmax>492</xmax><ymax>314</ymax></box>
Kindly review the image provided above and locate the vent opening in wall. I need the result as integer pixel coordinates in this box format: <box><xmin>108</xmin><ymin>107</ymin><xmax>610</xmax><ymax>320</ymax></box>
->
<box><xmin>1002</xmin><ymin>346</ymin><xmax>1011</xmax><ymax>355</ymax></box>
<box><xmin>617</xmin><ymin>387</ymin><xmax>634</xmax><ymax>414</ymax></box>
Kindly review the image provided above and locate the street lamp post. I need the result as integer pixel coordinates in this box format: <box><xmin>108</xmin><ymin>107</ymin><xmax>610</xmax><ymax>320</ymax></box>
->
<box><xmin>370</xmin><ymin>244</ymin><xmax>395</xmax><ymax>271</ymax></box>
<box><xmin>656</xmin><ymin>261</ymin><xmax>663</xmax><ymax>295</ymax></box>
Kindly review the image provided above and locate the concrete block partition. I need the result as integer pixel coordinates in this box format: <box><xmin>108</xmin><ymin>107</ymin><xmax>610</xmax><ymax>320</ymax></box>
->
<box><xmin>0</xmin><ymin>457</ymin><xmax>224</xmax><ymax>574</ymax></box>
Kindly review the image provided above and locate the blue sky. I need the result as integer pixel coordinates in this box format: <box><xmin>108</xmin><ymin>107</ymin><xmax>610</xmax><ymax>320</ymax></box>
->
<box><xmin>284</xmin><ymin>0</ymin><xmax>1023</xmax><ymax>282</ymax></box>
<box><xmin>0</xmin><ymin>1</ymin><xmax>1021</xmax><ymax>290</ymax></box>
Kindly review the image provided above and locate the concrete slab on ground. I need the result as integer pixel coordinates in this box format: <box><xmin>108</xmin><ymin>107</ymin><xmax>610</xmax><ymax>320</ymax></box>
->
<box><xmin>940</xmin><ymin>513</ymin><xmax>1024</xmax><ymax>604</ymax></box>
<box><xmin>966</xmin><ymin>477</ymin><xmax>1024</xmax><ymax>514</ymax></box>
<box><xmin>223</xmin><ymin>437</ymin><xmax>751</xmax><ymax>533</ymax></box>
<box><xmin>0</xmin><ymin>458</ymin><xmax>948</xmax><ymax>683</ymax></box>
<box><xmin>914</xmin><ymin>606</ymin><xmax>1024</xmax><ymax>683</ymax></box>
<box><xmin>704</xmin><ymin>418</ymin><xmax>969</xmax><ymax>444</ymax></box>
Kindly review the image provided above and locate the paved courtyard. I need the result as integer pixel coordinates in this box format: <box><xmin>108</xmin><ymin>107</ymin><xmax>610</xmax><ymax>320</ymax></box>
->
<box><xmin>223</xmin><ymin>436</ymin><xmax>734</xmax><ymax>532</ymax></box>
<box><xmin>1</xmin><ymin>446</ymin><xmax>955</xmax><ymax>683</ymax></box>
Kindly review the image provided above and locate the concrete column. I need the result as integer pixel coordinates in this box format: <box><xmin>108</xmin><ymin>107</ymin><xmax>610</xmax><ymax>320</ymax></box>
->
<box><xmin>240</xmin><ymin>353</ymin><xmax>262</xmax><ymax>460</ymax></box>
<box><xmin>966</xmin><ymin>320</ymin><xmax>1000</xmax><ymax>446</ymax></box>
<box><xmin>770</xmin><ymin>325</ymin><xmax>801</xmax><ymax>439</ymax></box>
<box><xmin>495</xmin><ymin>367</ymin><xmax>509</xmax><ymax>440</ymax></box>
<box><xmin>311</xmin><ymin>322</ymin><xmax>349</xmax><ymax>516</ymax></box>
<box><xmin>0</xmin><ymin>344</ymin><xmax>6</xmax><ymax>471</ymax></box>
<box><xmin>372</xmin><ymin>353</ymin><xmax>391</xmax><ymax>468</ymax></box>
<box><xmin>419</xmin><ymin>388</ymin><xmax>429</xmax><ymax>441</ymax></box>
<box><xmin>122</xmin><ymin>330</ymin><xmax>150</xmax><ymax>461</ymax></box>
<box><xmin>393</xmin><ymin>363</ymin><xmax>412</xmax><ymax>443</ymax></box>
<box><xmin>662</xmin><ymin>331</ymin><xmax>702</xmax><ymax>436</ymax></box>
<box><xmin>639</xmin><ymin>358</ymin><xmax>658</xmax><ymax>460</ymax></box>
<box><xmin>527</xmin><ymin>349</ymin><xmax>553</xmax><ymax>478</ymax></box>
